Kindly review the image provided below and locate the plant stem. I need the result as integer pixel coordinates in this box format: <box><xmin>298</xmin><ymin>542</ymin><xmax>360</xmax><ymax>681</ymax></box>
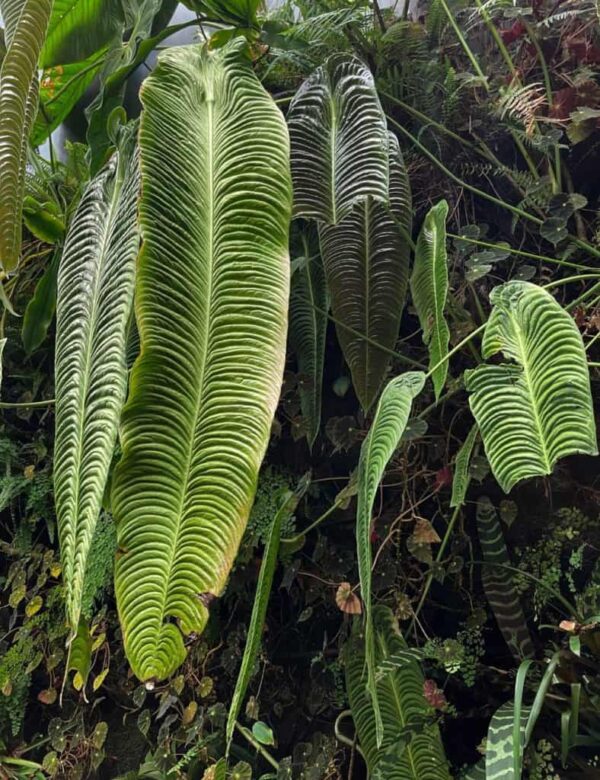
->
<box><xmin>388</xmin><ymin>116</ymin><xmax>600</xmax><ymax>260</ymax></box>
<box><xmin>281</xmin><ymin>499</ymin><xmax>343</xmax><ymax>543</ymax></box>
<box><xmin>543</xmin><ymin>273</ymin><xmax>600</xmax><ymax>289</ymax></box>
<box><xmin>447</xmin><ymin>233</ymin><xmax>590</xmax><ymax>271</ymax></box>
<box><xmin>410</xmin><ymin>504</ymin><xmax>462</xmax><ymax>631</ymax></box>
<box><xmin>424</xmin><ymin>322</ymin><xmax>487</xmax><ymax>384</ymax></box>
<box><xmin>437</xmin><ymin>0</ymin><xmax>488</xmax><ymax>84</ymax></box>
<box><xmin>297</xmin><ymin>295</ymin><xmax>426</xmax><ymax>369</ymax></box>
<box><xmin>234</xmin><ymin>723</ymin><xmax>279</xmax><ymax>770</ymax></box>
<box><xmin>523</xmin><ymin>19</ymin><xmax>562</xmax><ymax>192</ymax></box>
<box><xmin>0</xmin><ymin>399</ymin><xmax>55</xmax><ymax>409</ymax></box>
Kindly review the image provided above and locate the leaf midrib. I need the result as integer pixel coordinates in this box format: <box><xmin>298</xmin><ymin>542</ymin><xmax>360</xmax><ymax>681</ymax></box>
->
<box><xmin>510</xmin><ymin>308</ymin><xmax>551</xmax><ymax>472</ymax></box>
<box><xmin>156</xmin><ymin>77</ymin><xmax>217</xmax><ymax>637</ymax></box>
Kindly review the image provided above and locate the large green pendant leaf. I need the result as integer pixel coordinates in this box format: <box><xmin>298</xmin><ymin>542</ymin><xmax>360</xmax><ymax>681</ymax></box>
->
<box><xmin>319</xmin><ymin>133</ymin><xmax>412</xmax><ymax>411</ymax></box>
<box><xmin>356</xmin><ymin>371</ymin><xmax>425</xmax><ymax>745</ymax></box>
<box><xmin>345</xmin><ymin>606</ymin><xmax>451</xmax><ymax>779</ymax></box>
<box><xmin>410</xmin><ymin>199</ymin><xmax>450</xmax><ymax>400</ymax></box>
<box><xmin>54</xmin><ymin>140</ymin><xmax>140</xmax><ymax>634</ymax></box>
<box><xmin>112</xmin><ymin>43</ymin><xmax>292</xmax><ymax>682</ymax></box>
<box><xmin>465</xmin><ymin>281</ymin><xmax>597</xmax><ymax>493</ymax></box>
<box><xmin>40</xmin><ymin>0</ymin><xmax>124</xmax><ymax>68</ymax></box>
<box><xmin>0</xmin><ymin>0</ymin><xmax>52</xmax><ymax>272</ymax></box>
<box><xmin>288</xmin><ymin>53</ymin><xmax>389</xmax><ymax>225</ymax></box>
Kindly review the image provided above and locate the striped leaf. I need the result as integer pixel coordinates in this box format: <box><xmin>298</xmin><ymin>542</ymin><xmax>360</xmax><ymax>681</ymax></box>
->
<box><xmin>375</xmin><ymin>648</ymin><xmax>424</xmax><ymax>681</ymax></box>
<box><xmin>357</xmin><ymin>371</ymin><xmax>426</xmax><ymax>745</ymax></box>
<box><xmin>0</xmin><ymin>0</ymin><xmax>52</xmax><ymax>271</ymax></box>
<box><xmin>54</xmin><ymin>140</ymin><xmax>139</xmax><ymax>635</ymax></box>
<box><xmin>465</xmin><ymin>281</ymin><xmax>597</xmax><ymax>493</ymax></box>
<box><xmin>450</xmin><ymin>422</ymin><xmax>478</xmax><ymax>508</ymax></box>
<box><xmin>319</xmin><ymin>133</ymin><xmax>413</xmax><ymax>411</ymax></box>
<box><xmin>410</xmin><ymin>200</ymin><xmax>450</xmax><ymax>400</ymax></box>
<box><xmin>476</xmin><ymin>497</ymin><xmax>534</xmax><ymax>661</ymax></box>
<box><xmin>112</xmin><ymin>43</ymin><xmax>291</xmax><ymax>682</ymax></box>
<box><xmin>226</xmin><ymin>489</ymin><xmax>299</xmax><ymax>748</ymax></box>
<box><xmin>345</xmin><ymin>606</ymin><xmax>451</xmax><ymax>779</ymax></box>
<box><xmin>485</xmin><ymin>701</ymin><xmax>528</xmax><ymax>780</ymax></box>
<box><xmin>289</xmin><ymin>229</ymin><xmax>328</xmax><ymax>448</ymax></box>
<box><xmin>287</xmin><ymin>53</ymin><xmax>389</xmax><ymax>225</ymax></box>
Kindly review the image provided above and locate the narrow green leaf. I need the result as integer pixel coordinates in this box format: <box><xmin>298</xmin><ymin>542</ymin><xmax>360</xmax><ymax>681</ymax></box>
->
<box><xmin>112</xmin><ymin>43</ymin><xmax>291</xmax><ymax>682</ymax></box>
<box><xmin>226</xmin><ymin>490</ymin><xmax>298</xmax><ymax>748</ymax></box>
<box><xmin>0</xmin><ymin>0</ymin><xmax>53</xmax><ymax>271</ymax></box>
<box><xmin>289</xmin><ymin>230</ymin><xmax>328</xmax><ymax>449</ymax></box>
<box><xmin>476</xmin><ymin>497</ymin><xmax>534</xmax><ymax>661</ymax></box>
<box><xmin>411</xmin><ymin>200</ymin><xmax>450</xmax><ymax>400</ymax></box>
<box><xmin>54</xmin><ymin>139</ymin><xmax>139</xmax><ymax>634</ymax></box>
<box><xmin>21</xmin><ymin>250</ymin><xmax>60</xmax><ymax>354</ymax></box>
<box><xmin>465</xmin><ymin>281</ymin><xmax>597</xmax><ymax>493</ymax></box>
<box><xmin>357</xmin><ymin>371</ymin><xmax>426</xmax><ymax>746</ymax></box>
<box><xmin>288</xmin><ymin>53</ymin><xmax>389</xmax><ymax>225</ymax></box>
<box><xmin>319</xmin><ymin>133</ymin><xmax>412</xmax><ymax>411</ymax></box>
<box><xmin>449</xmin><ymin>423</ymin><xmax>478</xmax><ymax>508</ymax></box>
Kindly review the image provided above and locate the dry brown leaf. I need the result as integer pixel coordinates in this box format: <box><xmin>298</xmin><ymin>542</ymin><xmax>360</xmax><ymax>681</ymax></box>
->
<box><xmin>335</xmin><ymin>582</ymin><xmax>362</xmax><ymax>614</ymax></box>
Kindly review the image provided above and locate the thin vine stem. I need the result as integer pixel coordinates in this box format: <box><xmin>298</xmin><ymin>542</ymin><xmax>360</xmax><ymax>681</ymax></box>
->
<box><xmin>446</xmin><ymin>233</ymin><xmax>590</xmax><ymax>271</ymax></box>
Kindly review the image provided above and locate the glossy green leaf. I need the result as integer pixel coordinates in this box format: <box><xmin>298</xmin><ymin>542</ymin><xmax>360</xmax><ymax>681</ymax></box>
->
<box><xmin>0</xmin><ymin>0</ymin><xmax>52</xmax><ymax>272</ymax></box>
<box><xmin>357</xmin><ymin>371</ymin><xmax>426</xmax><ymax>746</ymax></box>
<box><xmin>226</xmin><ymin>490</ymin><xmax>297</xmax><ymax>748</ymax></box>
<box><xmin>22</xmin><ymin>195</ymin><xmax>65</xmax><ymax>244</ymax></box>
<box><xmin>410</xmin><ymin>200</ymin><xmax>450</xmax><ymax>400</ymax></box>
<box><xmin>319</xmin><ymin>133</ymin><xmax>412</xmax><ymax>411</ymax></box>
<box><xmin>182</xmin><ymin>0</ymin><xmax>261</xmax><ymax>28</ymax></box>
<box><xmin>476</xmin><ymin>497</ymin><xmax>533</xmax><ymax>660</ymax></box>
<box><xmin>40</xmin><ymin>0</ymin><xmax>124</xmax><ymax>68</ymax></box>
<box><xmin>345</xmin><ymin>606</ymin><xmax>451</xmax><ymax>779</ymax></box>
<box><xmin>21</xmin><ymin>250</ymin><xmax>60</xmax><ymax>354</ymax></box>
<box><xmin>32</xmin><ymin>49</ymin><xmax>106</xmax><ymax>146</ymax></box>
<box><xmin>449</xmin><ymin>422</ymin><xmax>478</xmax><ymax>508</ymax></box>
<box><xmin>289</xmin><ymin>230</ymin><xmax>328</xmax><ymax>448</ymax></box>
<box><xmin>112</xmin><ymin>43</ymin><xmax>291</xmax><ymax>682</ymax></box>
<box><xmin>54</xmin><ymin>140</ymin><xmax>139</xmax><ymax>634</ymax></box>
<box><xmin>465</xmin><ymin>281</ymin><xmax>597</xmax><ymax>493</ymax></box>
<box><xmin>288</xmin><ymin>53</ymin><xmax>389</xmax><ymax>225</ymax></box>
<box><xmin>85</xmin><ymin>2</ymin><xmax>180</xmax><ymax>174</ymax></box>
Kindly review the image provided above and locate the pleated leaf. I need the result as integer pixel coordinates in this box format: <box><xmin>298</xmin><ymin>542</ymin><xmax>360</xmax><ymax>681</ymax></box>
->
<box><xmin>465</xmin><ymin>281</ymin><xmax>597</xmax><ymax>493</ymax></box>
<box><xmin>287</xmin><ymin>53</ymin><xmax>389</xmax><ymax>225</ymax></box>
<box><xmin>54</xmin><ymin>141</ymin><xmax>140</xmax><ymax>634</ymax></box>
<box><xmin>319</xmin><ymin>133</ymin><xmax>412</xmax><ymax>411</ymax></box>
<box><xmin>357</xmin><ymin>371</ymin><xmax>426</xmax><ymax>745</ymax></box>
<box><xmin>345</xmin><ymin>606</ymin><xmax>451</xmax><ymax>779</ymax></box>
<box><xmin>40</xmin><ymin>0</ymin><xmax>124</xmax><ymax>68</ymax></box>
<box><xmin>112</xmin><ymin>43</ymin><xmax>291</xmax><ymax>682</ymax></box>
<box><xmin>410</xmin><ymin>199</ymin><xmax>450</xmax><ymax>400</ymax></box>
<box><xmin>476</xmin><ymin>497</ymin><xmax>534</xmax><ymax>660</ymax></box>
<box><xmin>289</xmin><ymin>230</ymin><xmax>328</xmax><ymax>448</ymax></box>
<box><xmin>0</xmin><ymin>0</ymin><xmax>52</xmax><ymax>272</ymax></box>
